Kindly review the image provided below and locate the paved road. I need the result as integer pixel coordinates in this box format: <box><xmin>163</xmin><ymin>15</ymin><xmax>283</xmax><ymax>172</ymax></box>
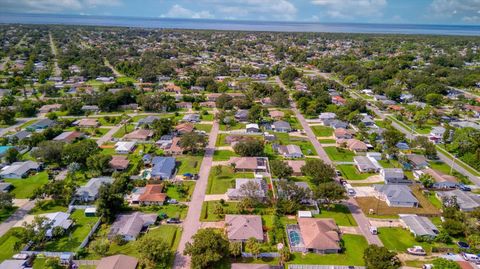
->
<box><xmin>172</xmin><ymin>120</ymin><xmax>219</xmax><ymax>269</ymax></box>
<box><xmin>0</xmin><ymin>118</ymin><xmax>29</xmax><ymax>137</ymax></box>
<box><xmin>96</xmin><ymin>124</ymin><xmax>122</xmax><ymax>146</ymax></box>
<box><xmin>276</xmin><ymin>76</ymin><xmax>383</xmax><ymax>246</ymax></box>
<box><xmin>49</xmin><ymin>32</ymin><xmax>61</xmax><ymax>77</ymax></box>
<box><xmin>0</xmin><ymin>200</ymin><xmax>35</xmax><ymax>237</ymax></box>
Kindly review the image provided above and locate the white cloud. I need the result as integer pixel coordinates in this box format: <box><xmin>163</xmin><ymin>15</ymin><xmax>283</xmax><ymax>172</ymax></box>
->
<box><xmin>430</xmin><ymin>0</ymin><xmax>480</xmax><ymax>23</ymax></box>
<box><xmin>185</xmin><ymin>0</ymin><xmax>298</xmax><ymax>21</ymax></box>
<box><xmin>0</xmin><ymin>0</ymin><xmax>121</xmax><ymax>13</ymax></box>
<box><xmin>161</xmin><ymin>4</ymin><xmax>214</xmax><ymax>19</ymax></box>
<box><xmin>311</xmin><ymin>0</ymin><xmax>387</xmax><ymax>19</ymax></box>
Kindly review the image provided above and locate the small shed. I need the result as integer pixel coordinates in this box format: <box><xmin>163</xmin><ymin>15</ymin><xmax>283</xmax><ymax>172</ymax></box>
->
<box><xmin>297</xmin><ymin>211</ymin><xmax>312</xmax><ymax>218</ymax></box>
<box><xmin>85</xmin><ymin>207</ymin><xmax>97</xmax><ymax>217</ymax></box>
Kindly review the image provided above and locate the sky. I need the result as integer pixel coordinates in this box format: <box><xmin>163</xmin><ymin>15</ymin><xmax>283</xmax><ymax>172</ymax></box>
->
<box><xmin>1</xmin><ymin>0</ymin><xmax>480</xmax><ymax>25</ymax></box>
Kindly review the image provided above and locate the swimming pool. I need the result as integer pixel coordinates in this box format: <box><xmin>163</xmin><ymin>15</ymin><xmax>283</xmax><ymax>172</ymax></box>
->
<box><xmin>0</xmin><ymin>146</ymin><xmax>13</xmax><ymax>155</ymax></box>
<box><xmin>289</xmin><ymin>230</ymin><xmax>302</xmax><ymax>246</ymax></box>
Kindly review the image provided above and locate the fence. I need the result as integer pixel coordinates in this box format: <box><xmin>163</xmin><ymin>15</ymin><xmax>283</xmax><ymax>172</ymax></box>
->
<box><xmin>241</xmin><ymin>252</ymin><xmax>280</xmax><ymax>258</ymax></box>
<box><xmin>78</xmin><ymin>217</ymin><xmax>102</xmax><ymax>249</ymax></box>
<box><xmin>73</xmin><ymin>260</ymin><xmax>99</xmax><ymax>266</ymax></box>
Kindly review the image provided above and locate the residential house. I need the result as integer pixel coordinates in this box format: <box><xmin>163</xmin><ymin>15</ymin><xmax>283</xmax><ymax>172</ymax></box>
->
<box><xmin>81</xmin><ymin>105</ymin><xmax>100</xmax><ymax>113</ymax></box>
<box><xmin>53</xmin><ymin>131</ymin><xmax>84</xmax><ymax>143</ymax></box>
<box><xmin>276</xmin><ymin>144</ymin><xmax>303</xmax><ymax>158</ymax></box>
<box><xmin>26</xmin><ymin>119</ymin><xmax>56</xmax><ymax>131</ymax></box>
<box><xmin>228</xmin><ymin>157</ymin><xmax>268</xmax><ymax>172</ymax></box>
<box><xmin>246</xmin><ymin>123</ymin><xmax>260</xmax><ymax>133</ymax></box>
<box><xmin>109</xmin><ymin>156</ymin><xmax>130</xmax><ymax>171</ymax></box>
<box><xmin>0</xmin><ymin>183</ymin><xmax>12</xmax><ymax>193</ymax></box>
<box><xmin>337</xmin><ymin>139</ymin><xmax>367</xmax><ymax>153</ymax></box>
<box><xmin>115</xmin><ymin>141</ymin><xmax>136</xmax><ymax>154</ymax></box>
<box><xmin>334</xmin><ymin>128</ymin><xmax>355</xmax><ymax>140</ymax></box>
<box><xmin>225</xmin><ymin>214</ymin><xmax>264</xmax><ymax>242</ymax></box>
<box><xmin>177</xmin><ymin>102</ymin><xmax>192</xmax><ymax>110</ymax></box>
<box><xmin>182</xmin><ymin>114</ymin><xmax>200</xmax><ymax>123</ymax></box>
<box><xmin>156</xmin><ymin>135</ymin><xmax>174</xmax><ymax>149</ymax></box>
<box><xmin>9</xmin><ymin>130</ymin><xmax>31</xmax><ymax>142</ymax></box>
<box><xmin>296</xmin><ymin>218</ymin><xmax>341</xmax><ymax>254</ymax></box>
<box><xmin>76</xmin><ymin>177</ymin><xmax>114</xmax><ymax>202</ymax></box>
<box><xmin>231</xmin><ymin>264</ymin><xmax>275</xmax><ymax>269</ymax></box>
<box><xmin>39</xmin><ymin>104</ymin><xmax>62</xmax><ymax>114</ymax></box>
<box><xmin>429</xmin><ymin>126</ymin><xmax>446</xmax><ymax>144</ymax></box>
<box><xmin>381</xmin><ymin>168</ymin><xmax>410</xmax><ymax>184</ymax></box>
<box><xmin>138</xmin><ymin>115</ymin><xmax>160</xmax><ymax>126</ymax></box>
<box><xmin>74</xmin><ymin>118</ymin><xmax>99</xmax><ymax>128</ymax></box>
<box><xmin>465</xmin><ymin>104</ymin><xmax>480</xmax><ymax>118</ymax></box>
<box><xmin>96</xmin><ymin>255</ymin><xmax>138</xmax><ymax>269</ymax></box>
<box><xmin>138</xmin><ymin>184</ymin><xmax>167</xmax><ymax>205</ymax></box>
<box><xmin>328</xmin><ymin>120</ymin><xmax>349</xmax><ymax>129</ymax></box>
<box><xmin>0</xmin><ymin>161</ymin><xmax>41</xmax><ymax>179</ymax></box>
<box><xmin>332</xmin><ymin>95</ymin><xmax>346</xmax><ymax>105</ymax></box>
<box><xmin>150</xmin><ymin>157</ymin><xmax>176</xmax><ymax>180</ymax></box>
<box><xmin>235</xmin><ymin>110</ymin><xmax>249</xmax><ymax>122</ymax></box>
<box><xmin>354</xmin><ymin>156</ymin><xmax>381</xmax><ymax>173</ymax></box>
<box><xmin>123</xmin><ymin>129</ymin><xmax>154</xmax><ymax>141</ymax></box>
<box><xmin>405</xmin><ymin>154</ymin><xmax>429</xmax><ymax>169</ymax></box>
<box><xmin>374</xmin><ymin>184</ymin><xmax>419</xmax><ymax>207</ymax></box>
<box><xmin>164</xmin><ymin>137</ymin><xmax>184</xmax><ymax>155</ymax></box>
<box><xmin>227</xmin><ymin>178</ymin><xmax>267</xmax><ymax>200</ymax></box>
<box><xmin>437</xmin><ymin>190</ymin><xmax>480</xmax><ymax>212</ymax></box>
<box><xmin>287</xmin><ymin>160</ymin><xmax>306</xmax><ymax>176</ymax></box>
<box><xmin>450</xmin><ymin>121</ymin><xmax>480</xmax><ymax>130</ymax></box>
<box><xmin>269</xmin><ymin>110</ymin><xmax>284</xmax><ymax>120</ymax></box>
<box><xmin>0</xmin><ymin>260</ymin><xmax>29</xmax><ymax>269</ymax></box>
<box><xmin>175</xmin><ymin>123</ymin><xmax>194</xmax><ymax>134</ymax></box>
<box><xmin>272</xmin><ymin>121</ymin><xmax>292</xmax><ymax>133</ymax></box>
<box><xmin>108</xmin><ymin>212</ymin><xmax>158</xmax><ymax>241</ymax></box>
<box><xmin>43</xmin><ymin>212</ymin><xmax>73</xmax><ymax>237</ymax></box>
<box><xmin>400</xmin><ymin>214</ymin><xmax>439</xmax><ymax>239</ymax></box>
<box><xmin>318</xmin><ymin>112</ymin><xmax>336</xmax><ymax>125</ymax></box>
<box><xmin>360</xmin><ymin>114</ymin><xmax>376</xmax><ymax>127</ymax></box>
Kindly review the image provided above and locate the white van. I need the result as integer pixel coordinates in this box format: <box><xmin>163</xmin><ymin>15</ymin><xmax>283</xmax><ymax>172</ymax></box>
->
<box><xmin>345</xmin><ymin>184</ymin><xmax>355</xmax><ymax>196</ymax></box>
<box><xmin>462</xmin><ymin>253</ymin><xmax>480</xmax><ymax>264</ymax></box>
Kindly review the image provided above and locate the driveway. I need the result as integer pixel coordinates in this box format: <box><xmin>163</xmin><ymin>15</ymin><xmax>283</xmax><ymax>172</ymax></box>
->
<box><xmin>344</xmin><ymin>198</ymin><xmax>383</xmax><ymax>246</ymax></box>
<box><xmin>352</xmin><ymin>186</ymin><xmax>376</xmax><ymax>197</ymax></box>
<box><xmin>0</xmin><ymin>200</ymin><xmax>35</xmax><ymax>237</ymax></box>
<box><xmin>96</xmin><ymin>124</ymin><xmax>122</xmax><ymax>146</ymax></box>
<box><xmin>172</xmin><ymin>120</ymin><xmax>219</xmax><ymax>269</ymax></box>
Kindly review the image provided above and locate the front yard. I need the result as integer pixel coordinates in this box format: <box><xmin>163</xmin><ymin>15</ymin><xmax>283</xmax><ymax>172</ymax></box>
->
<box><xmin>5</xmin><ymin>171</ymin><xmax>49</xmax><ymax>198</ymax></box>
<box><xmin>206</xmin><ymin>166</ymin><xmax>254</xmax><ymax>194</ymax></box>
<box><xmin>311</xmin><ymin>125</ymin><xmax>333</xmax><ymax>137</ymax></box>
<box><xmin>323</xmin><ymin>147</ymin><xmax>355</xmax><ymax>162</ymax></box>
<box><xmin>337</xmin><ymin>165</ymin><xmax>375</xmax><ymax>180</ymax></box>
<box><xmin>314</xmin><ymin>204</ymin><xmax>358</xmax><ymax>226</ymax></box>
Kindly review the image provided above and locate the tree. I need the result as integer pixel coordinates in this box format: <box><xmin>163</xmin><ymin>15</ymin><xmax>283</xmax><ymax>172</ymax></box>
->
<box><xmin>229</xmin><ymin>241</ymin><xmax>242</xmax><ymax>258</ymax></box>
<box><xmin>97</xmin><ymin>183</ymin><xmax>124</xmax><ymax>223</ymax></box>
<box><xmin>279</xmin><ymin>246</ymin><xmax>291</xmax><ymax>265</ymax></box>
<box><xmin>443</xmin><ymin>219</ymin><xmax>465</xmax><ymax>237</ymax></box>
<box><xmin>63</xmin><ymin>139</ymin><xmax>100</xmax><ymax>166</ymax></box>
<box><xmin>184</xmin><ymin>228</ymin><xmax>230</xmax><ymax>269</ymax></box>
<box><xmin>466</xmin><ymin>234</ymin><xmax>480</xmax><ymax>250</ymax></box>
<box><xmin>240</xmin><ymin>181</ymin><xmax>264</xmax><ymax>203</ymax></box>
<box><xmin>280</xmin><ymin>66</ymin><xmax>300</xmax><ymax>86</ymax></box>
<box><xmin>151</xmin><ymin>118</ymin><xmax>174</xmax><ymax>139</ymax></box>
<box><xmin>233</xmin><ymin>140</ymin><xmax>264</xmax><ymax>157</ymax></box>
<box><xmin>86</xmin><ymin>154</ymin><xmax>112</xmax><ymax>175</ymax></box>
<box><xmin>425</xmin><ymin>93</ymin><xmax>443</xmax><ymax>106</ymax></box>
<box><xmin>246</xmin><ymin>237</ymin><xmax>260</xmax><ymax>259</ymax></box>
<box><xmin>90</xmin><ymin>238</ymin><xmax>110</xmax><ymax>256</ymax></box>
<box><xmin>383</xmin><ymin>127</ymin><xmax>405</xmax><ymax>150</ymax></box>
<box><xmin>363</xmin><ymin>245</ymin><xmax>401</xmax><ymax>269</ymax></box>
<box><xmin>136</xmin><ymin>234</ymin><xmax>171</xmax><ymax>269</ymax></box>
<box><xmin>215</xmin><ymin>94</ymin><xmax>233</xmax><ymax>109</ymax></box>
<box><xmin>0</xmin><ymin>192</ymin><xmax>13</xmax><ymax>209</ymax></box>
<box><xmin>431</xmin><ymin>258</ymin><xmax>460</xmax><ymax>269</ymax></box>
<box><xmin>314</xmin><ymin>182</ymin><xmax>347</xmax><ymax>206</ymax></box>
<box><xmin>44</xmin><ymin>257</ymin><xmax>62</xmax><ymax>269</ymax></box>
<box><xmin>179</xmin><ymin>132</ymin><xmax>206</xmax><ymax>153</ymax></box>
<box><xmin>31</xmin><ymin>140</ymin><xmax>65</xmax><ymax>164</ymax></box>
<box><xmin>0</xmin><ymin>107</ymin><xmax>15</xmax><ymax>125</ymax></box>
<box><xmin>419</xmin><ymin>174</ymin><xmax>434</xmax><ymax>188</ymax></box>
<box><xmin>301</xmin><ymin>159</ymin><xmax>335</xmax><ymax>184</ymax></box>
<box><xmin>270</xmin><ymin>160</ymin><xmax>293</xmax><ymax>179</ymax></box>
<box><xmin>4</xmin><ymin>147</ymin><xmax>19</xmax><ymax>163</ymax></box>
<box><xmin>21</xmin><ymin>215</ymin><xmax>52</xmax><ymax>249</ymax></box>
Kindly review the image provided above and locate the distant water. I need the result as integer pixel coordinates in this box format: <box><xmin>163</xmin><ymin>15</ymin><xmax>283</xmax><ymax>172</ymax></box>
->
<box><xmin>1</xmin><ymin>13</ymin><xmax>480</xmax><ymax>36</ymax></box>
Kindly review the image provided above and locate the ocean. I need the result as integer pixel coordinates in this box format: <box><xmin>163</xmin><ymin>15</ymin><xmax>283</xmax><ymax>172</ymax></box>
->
<box><xmin>0</xmin><ymin>13</ymin><xmax>479</xmax><ymax>36</ymax></box>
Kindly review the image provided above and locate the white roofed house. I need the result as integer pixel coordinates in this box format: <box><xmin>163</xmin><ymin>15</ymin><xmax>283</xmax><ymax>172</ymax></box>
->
<box><xmin>354</xmin><ymin>156</ymin><xmax>381</xmax><ymax>173</ymax></box>
<box><xmin>380</xmin><ymin>168</ymin><xmax>411</xmax><ymax>184</ymax></box>
<box><xmin>246</xmin><ymin>123</ymin><xmax>260</xmax><ymax>133</ymax></box>
<box><xmin>115</xmin><ymin>141</ymin><xmax>136</xmax><ymax>154</ymax></box>
<box><xmin>374</xmin><ymin>184</ymin><xmax>419</xmax><ymax>208</ymax></box>
<box><xmin>400</xmin><ymin>214</ymin><xmax>439</xmax><ymax>239</ymax></box>
<box><xmin>429</xmin><ymin>126</ymin><xmax>446</xmax><ymax>144</ymax></box>
<box><xmin>436</xmin><ymin>190</ymin><xmax>480</xmax><ymax>212</ymax></box>
<box><xmin>272</xmin><ymin>120</ymin><xmax>291</xmax><ymax>133</ymax></box>
<box><xmin>276</xmin><ymin>144</ymin><xmax>303</xmax><ymax>158</ymax></box>
<box><xmin>108</xmin><ymin>212</ymin><xmax>158</xmax><ymax>241</ymax></box>
<box><xmin>318</xmin><ymin>112</ymin><xmax>337</xmax><ymax>125</ymax></box>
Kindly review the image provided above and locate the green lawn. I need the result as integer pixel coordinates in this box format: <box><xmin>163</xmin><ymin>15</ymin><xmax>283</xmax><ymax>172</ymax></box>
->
<box><xmin>5</xmin><ymin>171</ymin><xmax>49</xmax><ymax>198</ymax></box>
<box><xmin>30</xmin><ymin>200</ymin><xmax>68</xmax><ymax>215</ymax></box>
<box><xmin>289</xmin><ymin>234</ymin><xmax>368</xmax><ymax>266</ymax></box>
<box><xmin>116</xmin><ymin>77</ymin><xmax>137</xmax><ymax>84</ymax></box>
<box><xmin>164</xmin><ymin>181</ymin><xmax>195</xmax><ymax>202</ymax></box>
<box><xmin>275</xmin><ymin>133</ymin><xmax>317</xmax><ymax>156</ymax></box>
<box><xmin>324</xmin><ymin>147</ymin><xmax>355</xmax><ymax>162</ymax></box>
<box><xmin>311</xmin><ymin>125</ymin><xmax>333</xmax><ymax>137</ymax></box>
<box><xmin>176</xmin><ymin>155</ymin><xmax>203</xmax><ymax>174</ymax></box>
<box><xmin>337</xmin><ymin>165</ymin><xmax>375</xmax><ymax>180</ymax></box>
<box><xmin>207</xmin><ymin>166</ymin><xmax>254</xmax><ymax>194</ymax></box>
<box><xmin>219</xmin><ymin>123</ymin><xmax>245</xmax><ymax>131</ymax></box>
<box><xmin>428</xmin><ymin>161</ymin><xmax>453</xmax><ymax>175</ymax></box>
<box><xmin>112</xmin><ymin>124</ymin><xmax>135</xmax><ymax>138</ymax></box>
<box><xmin>43</xmin><ymin>209</ymin><xmax>99</xmax><ymax>252</ymax></box>
<box><xmin>213</xmin><ymin>150</ymin><xmax>239</xmax><ymax>161</ymax></box>
<box><xmin>314</xmin><ymin>204</ymin><xmax>358</xmax><ymax>226</ymax></box>
<box><xmin>139</xmin><ymin>204</ymin><xmax>188</xmax><ymax>220</ymax></box>
<box><xmin>0</xmin><ymin>227</ymin><xmax>25</xmax><ymax>262</ymax></box>
<box><xmin>200</xmin><ymin>201</ymin><xmax>272</xmax><ymax>222</ymax></box>
<box><xmin>378</xmin><ymin>159</ymin><xmax>401</xmax><ymax>168</ymax></box>
<box><xmin>319</xmin><ymin>139</ymin><xmax>336</xmax><ymax>144</ymax></box>
<box><xmin>378</xmin><ymin>227</ymin><xmax>427</xmax><ymax>253</ymax></box>
<box><xmin>194</xmin><ymin>124</ymin><xmax>213</xmax><ymax>133</ymax></box>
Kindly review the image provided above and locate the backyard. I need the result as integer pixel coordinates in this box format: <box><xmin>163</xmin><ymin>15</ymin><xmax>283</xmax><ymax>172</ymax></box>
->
<box><xmin>323</xmin><ymin>147</ymin><xmax>355</xmax><ymax>162</ymax></box>
<box><xmin>311</xmin><ymin>125</ymin><xmax>333</xmax><ymax>137</ymax></box>
<box><xmin>313</xmin><ymin>204</ymin><xmax>358</xmax><ymax>226</ymax></box>
<box><xmin>206</xmin><ymin>165</ymin><xmax>254</xmax><ymax>194</ymax></box>
<box><xmin>176</xmin><ymin>155</ymin><xmax>203</xmax><ymax>175</ymax></box>
<box><xmin>337</xmin><ymin>165</ymin><xmax>375</xmax><ymax>180</ymax></box>
<box><xmin>5</xmin><ymin>171</ymin><xmax>49</xmax><ymax>198</ymax></box>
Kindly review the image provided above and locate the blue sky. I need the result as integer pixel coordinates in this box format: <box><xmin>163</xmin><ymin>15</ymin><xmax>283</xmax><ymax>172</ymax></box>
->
<box><xmin>1</xmin><ymin>0</ymin><xmax>480</xmax><ymax>25</ymax></box>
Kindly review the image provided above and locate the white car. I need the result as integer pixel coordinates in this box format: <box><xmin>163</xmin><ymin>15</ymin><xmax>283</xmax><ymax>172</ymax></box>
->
<box><xmin>462</xmin><ymin>253</ymin><xmax>480</xmax><ymax>264</ymax></box>
<box><xmin>407</xmin><ymin>246</ymin><xmax>426</xmax><ymax>256</ymax></box>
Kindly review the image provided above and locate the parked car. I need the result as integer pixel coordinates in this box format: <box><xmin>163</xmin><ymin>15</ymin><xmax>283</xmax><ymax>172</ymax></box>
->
<box><xmin>168</xmin><ymin>199</ymin><xmax>178</xmax><ymax>204</ymax></box>
<box><xmin>457</xmin><ymin>241</ymin><xmax>470</xmax><ymax>249</ymax></box>
<box><xmin>407</xmin><ymin>246</ymin><xmax>426</xmax><ymax>256</ymax></box>
<box><xmin>458</xmin><ymin>184</ymin><xmax>471</xmax><ymax>191</ymax></box>
<box><xmin>166</xmin><ymin>218</ymin><xmax>181</xmax><ymax>224</ymax></box>
<box><xmin>369</xmin><ymin>226</ymin><xmax>378</xmax><ymax>235</ymax></box>
<box><xmin>335</xmin><ymin>170</ymin><xmax>342</xmax><ymax>177</ymax></box>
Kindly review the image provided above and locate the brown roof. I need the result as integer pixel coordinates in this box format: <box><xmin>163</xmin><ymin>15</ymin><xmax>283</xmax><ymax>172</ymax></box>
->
<box><xmin>287</xmin><ymin>160</ymin><xmax>306</xmax><ymax>174</ymax></box>
<box><xmin>334</xmin><ymin>128</ymin><xmax>355</xmax><ymax>137</ymax></box>
<box><xmin>231</xmin><ymin>264</ymin><xmax>272</xmax><ymax>269</ymax></box>
<box><xmin>109</xmin><ymin>156</ymin><xmax>130</xmax><ymax>170</ymax></box>
<box><xmin>298</xmin><ymin>218</ymin><xmax>340</xmax><ymax>251</ymax></box>
<box><xmin>225</xmin><ymin>215</ymin><xmax>263</xmax><ymax>241</ymax></box>
<box><xmin>423</xmin><ymin>168</ymin><xmax>457</xmax><ymax>183</ymax></box>
<box><xmin>269</xmin><ymin>110</ymin><xmax>284</xmax><ymax>119</ymax></box>
<box><xmin>96</xmin><ymin>255</ymin><xmax>138</xmax><ymax>269</ymax></box>
<box><xmin>229</xmin><ymin>157</ymin><xmax>265</xmax><ymax>170</ymax></box>
<box><xmin>77</xmin><ymin>118</ymin><xmax>99</xmax><ymax>127</ymax></box>
<box><xmin>175</xmin><ymin>123</ymin><xmax>194</xmax><ymax>134</ymax></box>
<box><xmin>138</xmin><ymin>184</ymin><xmax>166</xmax><ymax>203</ymax></box>
<box><xmin>165</xmin><ymin>137</ymin><xmax>184</xmax><ymax>154</ymax></box>
<box><xmin>337</xmin><ymin>139</ymin><xmax>367</xmax><ymax>151</ymax></box>
<box><xmin>123</xmin><ymin>129</ymin><xmax>153</xmax><ymax>140</ymax></box>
